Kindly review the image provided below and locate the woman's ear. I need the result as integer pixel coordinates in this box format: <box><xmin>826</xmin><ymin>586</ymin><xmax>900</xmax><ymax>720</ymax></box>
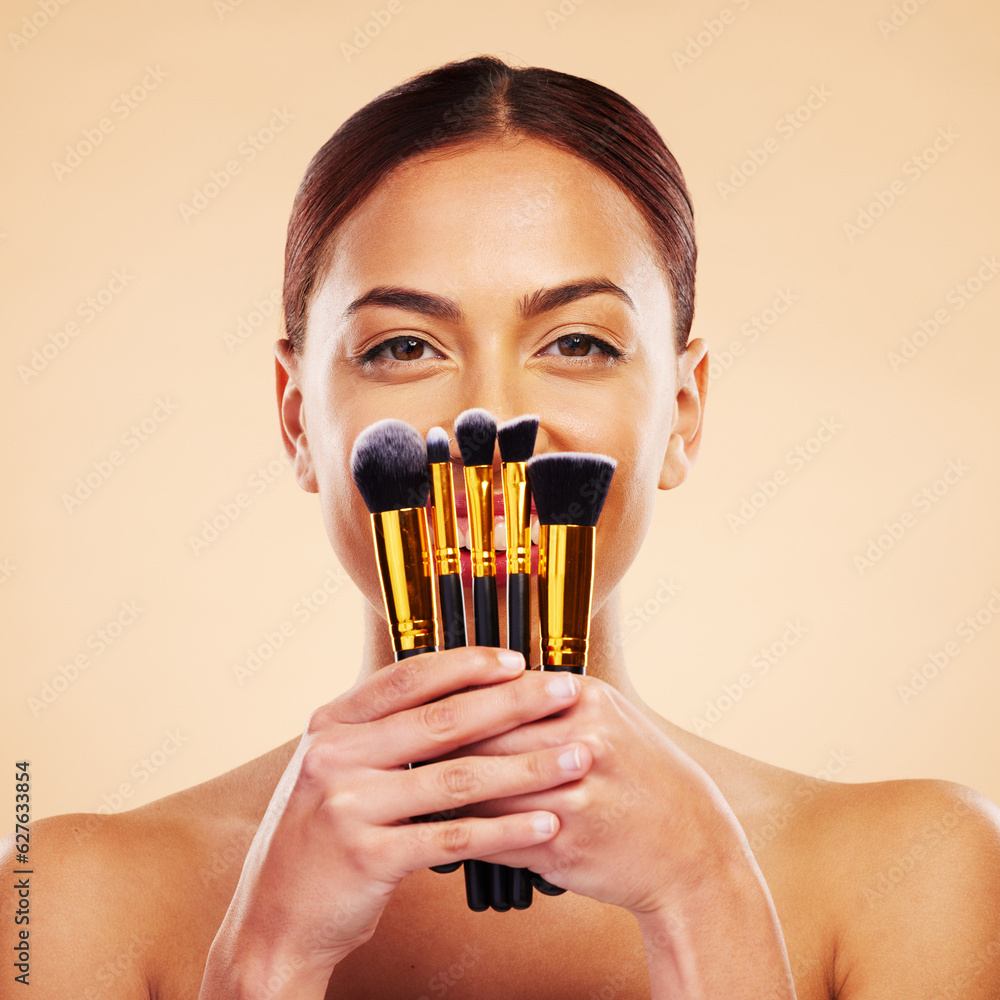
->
<box><xmin>274</xmin><ymin>339</ymin><xmax>319</xmax><ymax>493</ymax></box>
<box><xmin>659</xmin><ymin>337</ymin><xmax>709</xmax><ymax>491</ymax></box>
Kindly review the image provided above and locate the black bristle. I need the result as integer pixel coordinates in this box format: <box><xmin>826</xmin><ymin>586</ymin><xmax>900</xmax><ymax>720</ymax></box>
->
<box><xmin>426</xmin><ymin>426</ymin><xmax>451</xmax><ymax>465</ymax></box>
<box><xmin>526</xmin><ymin>453</ymin><xmax>616</xmax><ymax>527</ymax></box>
<box><xmin>350</xmin><ymin>419</ymin><xmax>431</xmax><ymax>513</ymax></box>
<box><xmin>497</xmin><ymin>415</ymin><xmax>539</xmax><ymax>464</ymax></box>
<box><xmin>454</xmin><ymin>408</ymin><xmax>497</xmax><ymax>467</ymax></box>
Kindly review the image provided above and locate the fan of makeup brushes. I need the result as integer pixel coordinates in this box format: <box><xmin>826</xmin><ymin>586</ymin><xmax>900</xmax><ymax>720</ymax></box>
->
<box><xmin>350</xmin><ymin>411</ymin><xmax>615</xmax><ymax>912</ymax></box>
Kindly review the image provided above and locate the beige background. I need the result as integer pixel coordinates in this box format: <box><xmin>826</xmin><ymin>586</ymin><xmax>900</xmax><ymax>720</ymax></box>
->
<box><xmin>2</xmin><ymin>0</ymin><xmax>998</xmax><ymax>822</ymax></box>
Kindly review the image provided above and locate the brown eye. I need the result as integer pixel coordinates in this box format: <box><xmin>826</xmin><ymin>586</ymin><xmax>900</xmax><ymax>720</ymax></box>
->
<box><xmin>547</xmin><ymin>334</ymin><xmax>599</xmax><ymax>357</ymax></box>
<box><xmin>388</xmin><ymin>337</ymin><xmax>425</xmax><ymax>360</ymax></box>
<box><xmin>366</xmin><ymin>336</ymin><xmax>438</xmax><ymax>362</ymax></box>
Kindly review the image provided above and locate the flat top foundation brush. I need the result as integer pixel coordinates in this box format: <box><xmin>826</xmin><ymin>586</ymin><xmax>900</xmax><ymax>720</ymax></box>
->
<box><xmin>522</xmin><ymin>450</ymin><xmax>615</xmax><ymax>897</ymax></box>
<box><xmin>526</xmin><ymin>451</ymin><xmax>615</xmax><ymax>531</ymax></box>
<box><xmin>527</xmin><ymin>450</ymin><xmax>615</xmax><ymax>675</ymax></box>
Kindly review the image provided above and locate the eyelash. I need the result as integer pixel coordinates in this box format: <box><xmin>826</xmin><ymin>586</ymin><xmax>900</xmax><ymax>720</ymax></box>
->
<box><xmin>356</xmin><ymin>333</ymin><xmax>625</xmax><ymax>367</ymax></box>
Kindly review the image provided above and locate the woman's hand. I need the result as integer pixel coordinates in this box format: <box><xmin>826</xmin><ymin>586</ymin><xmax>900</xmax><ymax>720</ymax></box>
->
<box><xmin>448</xmin><ymin>673</ymin><xmax>762</xmax><ymax>915</ymax></box>
<box><xmin>198</xmin><ymin>647</ymin><xmax>592</xmax><ymax>999</ymax></box>
<box><xmin>452</xmin><ymin>673</ymin><xmax>797</xmax><ymax>998</ymax></box>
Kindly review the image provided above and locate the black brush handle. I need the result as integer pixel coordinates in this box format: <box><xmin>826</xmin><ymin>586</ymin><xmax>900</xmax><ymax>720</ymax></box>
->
<box><xmin>529</xmin><ymin>871</ymin><xmax>567</xmax><ymax>895</ymax></box>
<box><xmin>400</xmin><ymin>645</ymin><xmax>464</xmax><ymax>873</ymax></box>
<box><xmin>473</xmin><ymin>575</ymin><xmax>500</xmax><ymax>646</ymax></box>
<box><xmin>491</xmin><ymin>864</ymin><xmax>513</xmax><ymax>911</ymax></box>
<box><xmin>510</xmin><ymin>866</ymin><xmax>534</xmax><ymax>909</ymax></box>
<box><xmin>526</xmin><ymin>654</ymin><xmax>576</xmax><ymax>895</ymax></box>
<box><xmin>471</xmin><ymin>573</ymin><xmax>504</xmax><ymax>909</ymax></box>
<box><xmin>464</xmin><ymin>859</ymin><xmax>492</xmax><ymax>911</ymax></box>
<box><xmin>439</xmin><ymin>572</ymin><xmax>468</xmax><ymax>650</ymax></box>
<box><xmin>506</xmin><ymin>571</ymin><xmax>536</xmax><ymax>908</ymax></box>
<box><xmin>506</xmin><ymin>572</ymin><xmax>530</xmax><ymax>660</ymax></box>
<box><xmin>429</xmin><ymin>572</ymin><xmax>467</xmax><ymax>873</ymax></box>
<box><xmin>396</xmin><ymin>646</ymin><xmax>428</xmax><ymax>660</ymax></box>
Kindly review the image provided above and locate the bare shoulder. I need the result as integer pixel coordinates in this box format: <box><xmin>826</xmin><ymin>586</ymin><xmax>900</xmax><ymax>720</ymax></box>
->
<box><xmin>1</xmin><ymin>809</ymin><xmax>160</xmax><ymax>998</ymax></box>
<box><xmin>1</xmin><ymin>782</ymin><xmax>260</xmax><ymax>1000</ymax></box>
<box><xmin>795</xmin><ymin>776</ymin><xmax>1000</xmax><ymax>999</ymax></box>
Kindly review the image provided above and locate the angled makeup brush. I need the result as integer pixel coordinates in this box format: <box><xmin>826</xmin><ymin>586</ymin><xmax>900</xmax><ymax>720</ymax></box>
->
<box><xmin>454</xmin><ymin>408</ymin><xmax>507</xmax><ymax>912</ymax></box>
<box><xmin>350</xmin><ymin>419</ymin><xmax>437</xmax><ymax>660</ymax></box>
<box><xmin>523</xmin><ymin>451</ymin><xmax>616</xmax><ymax>897</ymax></box>
<box><xmin>425</xmin><ymin>425</ymin><xmax>467</xmax><ymax>877</ymax></box>
<box><xmin>497</xmin><ymin>414</ymin><xmax>540</xmax><ymax>910</ymax></box>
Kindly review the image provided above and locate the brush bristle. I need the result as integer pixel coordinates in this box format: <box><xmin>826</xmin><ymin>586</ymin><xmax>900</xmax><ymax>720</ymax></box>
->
<box><xmin>454</xmin><ymin>408</ymin><xmax>497</xmax><ymax>467</ymax></box>
<box><xmin>350</xmin><ymin>419</ymin><xmax>431</xmax><ymax>513</ymax></box>
<box><xmin>426</xmin><ymin>426</ymin><xmax>451</xmax><ymax>465</ymax></box>
<box><xmin>526</xmin><ymin>453</ymin><xmax>616</xmax><ymax>527</ymax></box>
<box><xmin>497</xmin><ymin>415</ymin><xmax>539</xmax><ymax>464</ymax></box>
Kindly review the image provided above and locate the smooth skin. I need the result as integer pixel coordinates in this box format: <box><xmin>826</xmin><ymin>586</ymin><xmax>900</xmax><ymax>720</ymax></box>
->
<box><xmin>6</xmin><ymin>137</ymin><xmax>1000</xmax><ymax>999</ymax></box>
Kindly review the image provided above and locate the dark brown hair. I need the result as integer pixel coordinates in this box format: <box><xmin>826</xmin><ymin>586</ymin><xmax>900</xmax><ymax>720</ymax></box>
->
<box><xmin>283</xmin><ymin>55</ymin><xmax>696</xmax><ymax>352</ymax></box>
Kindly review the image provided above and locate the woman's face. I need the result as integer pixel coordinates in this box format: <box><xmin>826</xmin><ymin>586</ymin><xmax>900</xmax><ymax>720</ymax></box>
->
<box><xmin>276</xmin><ymin>137</ymin><xmax>707</xmax><ymax>621</ymax></box>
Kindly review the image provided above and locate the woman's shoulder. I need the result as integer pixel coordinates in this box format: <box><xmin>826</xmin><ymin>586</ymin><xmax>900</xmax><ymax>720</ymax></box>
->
<box><xmin>3</xmin><ymin>760</ymin><xmax>269</xmax><ymax>998</ymax></box>
<box><xmin>760</xmin><ymin>769</ymin><xmax>1000</xmax><ymax>996</ymax></box>
<box><xmin>658</xmin><ymin>714</ymin><xmax>1000</xmax><ymax>994</ymax></box>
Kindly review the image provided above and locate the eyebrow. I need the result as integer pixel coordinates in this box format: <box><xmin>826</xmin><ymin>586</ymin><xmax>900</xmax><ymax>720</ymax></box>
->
<box><xmin>342</xmin><ymin>278</ymin><xmax>635</xmax><ymax>324</ymax></box>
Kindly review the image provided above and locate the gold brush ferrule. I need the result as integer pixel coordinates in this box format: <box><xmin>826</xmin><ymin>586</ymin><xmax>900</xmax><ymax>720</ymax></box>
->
<box><xmin>370</xmin><ymin>507</ymin><xmax>439</xmax><ymax>655</ymax></box>
<box><xmin>538</xmin><ymin>524</ymin><xmax>596</xmax><ymax>672</ymax></box>
<box><xmin>462</xmin><ymin>465</ymin><xmax>495</xmax><ymax>578</ymax></box>
<box><xmin>428</xmin><ymin>461</ymin><xmax>461</xmax><ymax>576</ymax></box>
<box><xmin>501</xmin><ymin>461</ymin><xmax>532</xmax><ymax>576</ymax></box>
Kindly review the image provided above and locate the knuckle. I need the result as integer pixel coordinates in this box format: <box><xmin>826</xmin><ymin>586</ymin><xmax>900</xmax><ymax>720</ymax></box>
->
<box><xmin>438</xmin><ymin>820</ymin><xmax>472</xmax><ymax>855</ymax></box>
<box><xmin>441</xmin><ymin>762</ymin><xmax>478</xmax><ymax>801</ymax></box>
<box><xmin>578</xmin><ymin>676</ymin><xmax>613</xmax><ymax>713</ymax></box>
<box><xmin>349</xmin><ymin>828</ymin><xmax>386</xmax><ymax>874</ymax></box>
<box><xmin>561</xmin><ymin>784</ymin><xmax>593</xmax><ymax>815</ymax></box>
<box><xmin>387</xmin><ymin>659</ymin><xmax>421</xmax><ymax>698</ymax></box>
<box><xmin>298</xmin><ymin>741</ymin><xmax>338</xmax><ymax>785</ymax></box>
<box><xmin>321</xmin><ymin>786</ymin><xmax>361</xmax><ymax>821</ymax></box>
<box><xmin>305</xmin><ymin>705</ymin><xmax>334</xmax><ymax>735</ymax></box>
<box><xmin>420</xmin><ymin>698</ymin><xmax>458</xmax><ymax>740</ymax></box>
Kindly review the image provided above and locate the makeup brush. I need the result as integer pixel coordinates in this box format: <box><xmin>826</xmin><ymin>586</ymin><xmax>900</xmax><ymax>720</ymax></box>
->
<box><xmin>454</xmin><ymin>408</ymin><xmax>507</xmax><ymax>913</ymax></box>
<box><xmin>526</xmin><ymin>451</ymin><xmax>615</xmax><ymax>673</ymax></box>
<box><xmin>353</xmin><ymin>421</ymin><xmax>475</xmax><ymax>880</ymax></box>
<box><xmin>497</xmin><ymin>415</ymin><xmax>540</xmax><ymax>910</ymax></box>
<box><xmin>497</xmin><ymin>415</ymin><xmax>539</xmax><ymax>659</ymax></box>
<box><xmin>424</xmin><ymin>425</ymin><xmax>467</xmax><ymax>876</ymax></box>
<box><xmin>427</xmin><ymin>427</ymin><xmax>467</xmax><ymax>651</ymax></box>
<box><xmin>523</xmin><ymin>451</ymin><xmax>616</xmax><ymax>897</ymax></box>
<box><xmin>350</xmin><ymin>419</ymin><xmax>437</xmax><ymax>661</ymax></box>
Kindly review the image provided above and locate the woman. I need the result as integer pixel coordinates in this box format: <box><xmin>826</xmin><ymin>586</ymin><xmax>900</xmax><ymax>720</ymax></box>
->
<box><xmin>18</xmin><ymin>55</ymin><xmax>1000</xmax><ymax>999</ymax></box>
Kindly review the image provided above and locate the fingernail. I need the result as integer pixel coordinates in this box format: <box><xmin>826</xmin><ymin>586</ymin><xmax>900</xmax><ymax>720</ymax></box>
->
<box><xmin>497</xmin><ymin>650</ymin><xmax>525</xmax><ymax>673</ymax></box>
<box><xmin>558</xmin><ymin>746</ymin><xmax>582</xmax><ymax>771</ymax></box>
<box><xmin>546</xmin><ymin>673</ymin><xmax>579</xmax><ymax>698</ymax></box>
<box><xmin>532</xmin><ymin>813</ymin><xmax>555</xmax><ymax>834</ymax></box>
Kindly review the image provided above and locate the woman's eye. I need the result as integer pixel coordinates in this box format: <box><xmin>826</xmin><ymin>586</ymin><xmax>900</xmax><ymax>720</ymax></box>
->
<box><xmin>366</xmin><ymin>336</ymin><xmax>440</xmax><ymax>362</ymax></box>
<box><xmin>540</xmin><ymin>333</ymin><xmax>619</xmax><ymax>358</ymax></box>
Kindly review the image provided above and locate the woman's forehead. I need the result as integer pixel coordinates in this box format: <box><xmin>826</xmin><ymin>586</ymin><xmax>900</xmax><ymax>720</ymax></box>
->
<box><xmin>315</xmin><ymin>139</ymin><xmax>666</xmax><ymax>318</ymax></box>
